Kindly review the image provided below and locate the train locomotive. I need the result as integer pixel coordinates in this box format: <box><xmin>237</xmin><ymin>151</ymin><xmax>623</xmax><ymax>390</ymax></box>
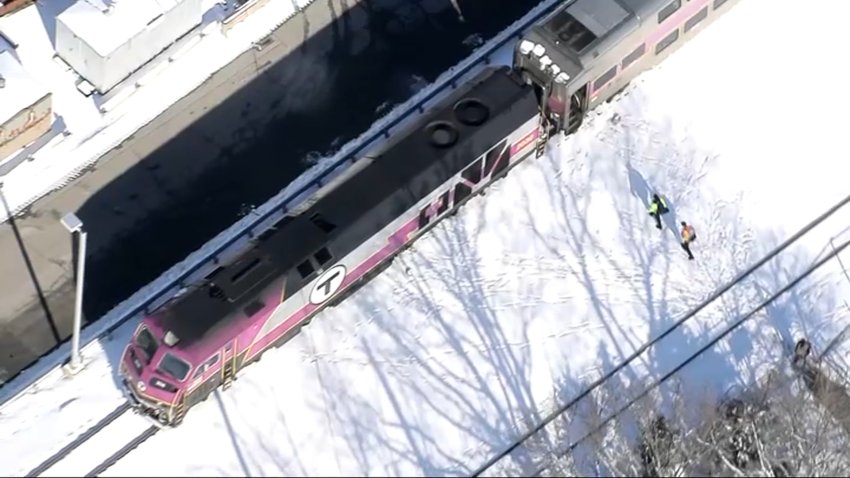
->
<box><xmin>120</xmin><ymin>0</ymin><xmax>739</xmax><ymax>427</ymax></box>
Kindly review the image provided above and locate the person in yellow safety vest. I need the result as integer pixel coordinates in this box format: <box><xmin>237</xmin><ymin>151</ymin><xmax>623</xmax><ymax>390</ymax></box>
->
<box><xmin>647</xmin><ymin>194</ymin><xmax>669</xmax><ymax>230</ymax></box>
<box><xmin>680</xmin><ymin>221</ymin><xmax>696</xmax><ymax>261</ymax></box>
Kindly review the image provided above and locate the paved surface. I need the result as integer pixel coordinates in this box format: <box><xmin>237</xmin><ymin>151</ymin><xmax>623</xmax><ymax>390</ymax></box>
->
<box><xmin>0</xmin><ymin>0</ymin><xmax>542</xmax><ymax>383</ymax></box>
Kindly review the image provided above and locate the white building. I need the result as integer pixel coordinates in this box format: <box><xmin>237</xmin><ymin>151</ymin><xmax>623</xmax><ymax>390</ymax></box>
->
<box><xmin>0</xmin><ymin>50</ymin><xmax>52</xmax><ymax>162</ymax></box>
<box><xmin>55</xmin><ymin>0</ymin><xmax>203</xmax><ymax>95</ymax></box>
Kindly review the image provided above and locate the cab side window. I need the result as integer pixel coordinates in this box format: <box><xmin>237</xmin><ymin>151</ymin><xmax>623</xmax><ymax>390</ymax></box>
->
<box><xmin>296</xmin><ymin>247</ymin><xmax>335</xmax><ymax>280</ymax></box>
<box><xmin>314</xmin><ymin>247</ymin><xmax>333</xmax><ymax>267</ymax></box>
<box><xmin>296</xmin><ymin>260</ymin><xmax>315</xmax><ymax>279</ymax></box>
<box><xmin>193</xmin><ymin>353</ymin><xmax>220</xmax><ymax>379</ymax></box>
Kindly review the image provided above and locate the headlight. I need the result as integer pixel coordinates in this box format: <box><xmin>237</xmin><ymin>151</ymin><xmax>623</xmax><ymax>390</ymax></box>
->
<box><xmin>132</xmin><ymin>357</ymin><xmax>143</xmax><ymax>374</ymax></box>
<box><xmin>150</xmin><ymin>377</ymin><xmax>178</xmax><ymax>393</ymax></box>
<box><xmin>137</xmin><ymin>380</ymin><xmax>147</xmax><ymax>392</ymax></box>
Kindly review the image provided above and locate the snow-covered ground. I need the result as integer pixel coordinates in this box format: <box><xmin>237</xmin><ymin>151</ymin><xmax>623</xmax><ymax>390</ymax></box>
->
<box><xmin>3</xmin><ymin>0</ymin><xmax>850</xmax><ymax>475</ymax></box>
<box><xmin>0</xmin><ymin>0</ymin><xmax>313</xmax><ymax>220</ymax></box>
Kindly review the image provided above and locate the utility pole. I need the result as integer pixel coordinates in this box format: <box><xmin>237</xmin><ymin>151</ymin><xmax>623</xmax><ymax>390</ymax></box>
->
<box><xmin>60</xmin><ymin>212</ymin><xmax>87</xmax><ymax>375</ymax></box>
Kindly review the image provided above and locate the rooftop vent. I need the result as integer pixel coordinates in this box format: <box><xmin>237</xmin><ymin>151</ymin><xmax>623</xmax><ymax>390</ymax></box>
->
<box><xmin>453</xmin><ymin>98</ymin><xmax>490</xmax><ymax>126</ymax></box>
<box><xmin>546</xmin><ymin>11</ymin><xmax>597</xmax><ymax>52</ymax></box>
<box><xmin>426</xmin><ymin>121</ymin><xmax>459</xmax><ymax>148</ymax></box>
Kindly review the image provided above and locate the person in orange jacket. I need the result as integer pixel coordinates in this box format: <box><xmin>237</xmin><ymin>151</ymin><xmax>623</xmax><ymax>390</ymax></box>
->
<box><xmin>680</xmin><ymin>221</ymin><xmax>696</xmax><ymax>260</ymax></box>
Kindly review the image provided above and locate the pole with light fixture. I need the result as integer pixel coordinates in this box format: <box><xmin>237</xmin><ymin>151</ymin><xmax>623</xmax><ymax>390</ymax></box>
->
<box><xmin>60</xmin><ymin>212</ymin><xmax>86</xmax><ymax>374</ymax></box>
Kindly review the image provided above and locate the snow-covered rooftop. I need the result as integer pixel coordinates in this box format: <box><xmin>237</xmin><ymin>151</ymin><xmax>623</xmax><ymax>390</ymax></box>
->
<box><xmin>0</xmin><ymin>49</ymin><xmax>50</xmax><ymax>125</ymax></box>
<box><xmin>57</xmin><ymin>0</ymin><xmax>184</xmax><ymax>57</ymax></box>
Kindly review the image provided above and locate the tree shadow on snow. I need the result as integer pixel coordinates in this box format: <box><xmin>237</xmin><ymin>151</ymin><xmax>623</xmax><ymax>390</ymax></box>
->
<box><xmin>519</xmin><ymin>137</ymin><xmax>655</xmax><ymax>385</ymax></box>
<box><xmin>305</xmin><ymin>206</ymin><xmax>543</xmax><ymax>476</ymax></box>
<box><xmin>505</xmin><ymin>110</ymin><xmax>806</xmax><ymax>473</ymax></box>
<box><xmin>277</xmin><ymin>103</ymin><xmax>850</xmax><ymax>476</ymax></box>
<box><xmin>754</xmin><ymin>228</ymin><xmax>849</xmax><ymax>354</ymax></box>
<box><xmin>609</xmin><ymin>117</ymin><xmax>758</xmax><ymax>405</ymax></box>
<box><xmin>524</xmin><ymin>111</ymin><xmax>850</xmax><ymax>473</ymax></box>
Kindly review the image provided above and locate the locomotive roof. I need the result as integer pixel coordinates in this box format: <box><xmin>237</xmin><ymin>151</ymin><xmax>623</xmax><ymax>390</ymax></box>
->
<box><xmin>155</xmin><ymin>66</ymin><xmax>537</xmax><ymax>351</ymax></box>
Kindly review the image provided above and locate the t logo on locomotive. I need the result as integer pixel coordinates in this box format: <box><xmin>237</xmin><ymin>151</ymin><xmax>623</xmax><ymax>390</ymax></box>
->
<box><xmin>309</xmin><ymin>264</ymin><xmax>347</xmax><ymax>305</ymax></box>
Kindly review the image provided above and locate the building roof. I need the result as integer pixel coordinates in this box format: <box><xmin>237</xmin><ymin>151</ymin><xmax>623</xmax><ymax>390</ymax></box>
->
<box><xmin>0</xmin><ymin>50</ymin><xmax>50</xmax><ymax>125</ymax></box>
<box><xmin>56</xmin><ymin>0</ymin><xmax>181</xmax><ymax>57</ymax></box>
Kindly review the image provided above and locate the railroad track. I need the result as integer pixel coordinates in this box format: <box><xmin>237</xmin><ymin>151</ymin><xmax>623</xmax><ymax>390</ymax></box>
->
<box><xmin>84</xmin><ymin>425</ymin><xmax>160</xmax><ymax>477</ymax></box>
<box><xmin>25</xmin><ymin>402</ymin><xmax>160</xmax><ymax>477</ymax></box>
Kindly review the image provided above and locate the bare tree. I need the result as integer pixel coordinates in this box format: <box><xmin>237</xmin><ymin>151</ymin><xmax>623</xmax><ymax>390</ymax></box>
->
<box><xmin>508</xmin><ymin>363</ymin><xmax>850</xmax><ymax>478</ymax></box>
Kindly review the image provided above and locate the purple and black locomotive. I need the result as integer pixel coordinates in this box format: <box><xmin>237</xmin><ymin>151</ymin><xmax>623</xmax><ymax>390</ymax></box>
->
<box><xmin>120</xmin><ymin>0</ymin><xmax>739</xmax><ymax>426</ymax></box>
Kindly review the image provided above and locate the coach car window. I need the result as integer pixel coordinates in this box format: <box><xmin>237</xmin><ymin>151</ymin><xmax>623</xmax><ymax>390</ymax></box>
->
<box><xmin>592</xmin><ymin>66</ymin><xmax>617</xmax><ymax>92</ymax></box>
<box><xmin>296</xmin><ymin>260</ymin><xmax>315</xmax><ymax>279</ymax></box>
<box><xmin>621</xmin><ymin>44</ymin><xmax>646</xmax><ymax>70</ymax></box>
<box><xmin>655</xmin><ymin>29</ymin><xmax>679</xmax><ymax>55</ymax></box>
<box><xmin>159</xmin><ymin>353</ymin><xmax>191</xmax><ymax>382</ymax></box>
<box><xmin>684</xmin><ymin>7</ymin><xmax>709</xmax><ymax>33</ymax></box>
<box><xmin>713</xmin><ymin>0</ymin><xmax>729</xmax><ymax>9</ymax></box>
<box><xmin>136</xmin><ymin>327</ymin><xmax>158</xmax><ymax>363</ymax></box>
<box><xmin>314</xmin><ymin>247</ymin><xmax>333</xmax><ymax>266</ymax></box>
<box><xmin>658</xmin><ymin>0</ymin><xmax>681</xmax><ymax>24</ymax></box>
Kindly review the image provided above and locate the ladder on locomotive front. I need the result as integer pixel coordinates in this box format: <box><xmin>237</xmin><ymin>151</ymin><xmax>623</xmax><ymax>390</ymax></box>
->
<box><xmin>534</xmin><ymin>79</ymin><xmax>554</xmax><ymax>159</ymax></box>
<box><xmin>171</xmin><ymin>392</ymin><xmax>187</xmax><ymax>426</ymax></box>
<box><xmin>222</xmin><ymin>338</ymin><xmax>239</xmax><ymax>390</ymax></box>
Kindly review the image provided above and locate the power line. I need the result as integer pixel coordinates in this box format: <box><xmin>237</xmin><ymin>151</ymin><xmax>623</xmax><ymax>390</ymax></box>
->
<box><xmin>531</xmin><ymin>233</ymin><xmax>850</xmax><ymax>477</ymax></box>
<box><xmin>469</xmin><ymin>192</ymin><xmax>850</xmax><ymax>477</ymax></box>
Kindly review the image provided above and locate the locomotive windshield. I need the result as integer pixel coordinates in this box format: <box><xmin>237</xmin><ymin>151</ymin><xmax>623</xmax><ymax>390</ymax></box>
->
<box><xmin>136</xmin><ymin>327</ymin><xmax>158</xmax><ymax>363</ymax></box>
<box><xmin>159</xmin><ymin>353</ymin><xmax>191</xmax><ymax>382</ymax></box>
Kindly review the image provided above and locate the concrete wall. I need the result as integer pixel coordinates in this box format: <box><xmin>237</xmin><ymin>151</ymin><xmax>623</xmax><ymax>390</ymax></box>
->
<box><xmin>0</xmin><ymin>93</ymin><xmax>52</xmax><ymax>160</ymax></box>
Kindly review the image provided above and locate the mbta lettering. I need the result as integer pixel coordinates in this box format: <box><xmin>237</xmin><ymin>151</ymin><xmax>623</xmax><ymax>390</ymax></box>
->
<box><xmin>418</xmin><ymin>139</ymin><xmax>510</xmax><ymax>229</ymax></box>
